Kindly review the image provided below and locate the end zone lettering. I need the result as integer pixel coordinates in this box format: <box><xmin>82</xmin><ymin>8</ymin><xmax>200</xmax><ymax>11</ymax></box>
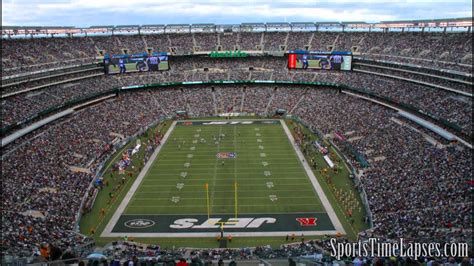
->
<box><xmin>170</xmin><ymin>217</ymin><xmax>276</xmax><ymax>229</ymax></box>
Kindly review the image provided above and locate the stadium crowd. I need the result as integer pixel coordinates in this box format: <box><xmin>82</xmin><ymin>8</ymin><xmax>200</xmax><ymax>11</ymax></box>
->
<box><xmin>3</xmin><ymin>57</ymin><xmax>471</xmax><ymax>140</ymax></box>
<box><xmin>2</xmin><ymin>31</ymin><xmax>472</xmax><ymax>74</ymax></box>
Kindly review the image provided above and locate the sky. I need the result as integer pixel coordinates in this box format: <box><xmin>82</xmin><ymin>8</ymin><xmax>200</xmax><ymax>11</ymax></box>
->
<box><xmin>1</xmin><ymin>0</ymin><xmax>472</xmax><ymax>27</ymax></box>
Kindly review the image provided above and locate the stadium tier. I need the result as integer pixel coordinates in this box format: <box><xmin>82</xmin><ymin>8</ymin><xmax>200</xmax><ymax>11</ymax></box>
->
<box><xmin>0</xmin><ymin>19</ymin><xmax>473</xmax><ymax>264</ymax></box>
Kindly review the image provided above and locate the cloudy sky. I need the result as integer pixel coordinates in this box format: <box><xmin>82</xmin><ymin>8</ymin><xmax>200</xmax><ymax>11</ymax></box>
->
<box><xmin>2</xmin><ymin>0</ymin><xmax>472</xmax><ymax>27</ymax></box>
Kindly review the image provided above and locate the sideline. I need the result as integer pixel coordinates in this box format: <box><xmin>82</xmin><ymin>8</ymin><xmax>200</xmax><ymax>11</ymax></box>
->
<box><xmin>280</xmin><ymin>120</ymin><xmax>345</xmax><ymax>235</ymax></box>
<box><xmin>101</xmin><ymin>121</ymin><xmax>178</xmax><ymax>237</ymax></box>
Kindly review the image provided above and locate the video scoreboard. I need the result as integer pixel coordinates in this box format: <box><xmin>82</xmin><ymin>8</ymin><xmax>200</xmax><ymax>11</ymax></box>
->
<box><xmin>102</xmin><ymin>52</ymin><xmax>169</xmax><ymax>75</ymax></box>
<box><xmin>287</xmin><ymin>50</ymin><xmax>352</xmax><ymax>71</ymax></box>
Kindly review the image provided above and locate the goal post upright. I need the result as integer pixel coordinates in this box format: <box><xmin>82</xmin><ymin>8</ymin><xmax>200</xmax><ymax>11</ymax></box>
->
<box><xmin>205</xmin><ymin>183</ymin><xmax>210</xmax><ymax>220</ymax></box>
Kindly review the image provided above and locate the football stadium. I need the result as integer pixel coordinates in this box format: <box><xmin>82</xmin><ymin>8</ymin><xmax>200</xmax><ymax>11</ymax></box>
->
<box><xmin>1</xmin><ymin>0</ymin><xmax>473</xmax><ymax>265</ymax></box>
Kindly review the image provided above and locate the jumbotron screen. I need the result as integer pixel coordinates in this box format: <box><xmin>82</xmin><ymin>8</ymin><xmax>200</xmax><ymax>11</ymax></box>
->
<box><xmin>287</xmin><ymin>51</ymin><xmax>352</xmax><ymax>71</ymax></box>
<box><xmin>103</xmin><ymin>52</ymin><xmax>169</xmax><ymax>74</ymax></box>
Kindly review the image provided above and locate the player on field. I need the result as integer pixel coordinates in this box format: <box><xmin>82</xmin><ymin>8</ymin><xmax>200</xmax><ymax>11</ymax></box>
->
<box><xmin>118</xmin><ymin>58</ymin><xmax>126</xmax><ymax>74</ymax></box>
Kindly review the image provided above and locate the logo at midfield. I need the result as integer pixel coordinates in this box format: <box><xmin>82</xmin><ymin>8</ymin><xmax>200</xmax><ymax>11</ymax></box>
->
<box><xmin>124</xmin><ymin>219</ymin><xmax>156</xmax><ymax>228</ymax></box>
<box><xmin>216</xmin><ymin>152</ymin><xmax>236</xmax><ymax>159</ymax></box>
<box><xmin>296</xmin><ymin>217</ymin><xmax>318</xmax><ymax>227</ymax></box>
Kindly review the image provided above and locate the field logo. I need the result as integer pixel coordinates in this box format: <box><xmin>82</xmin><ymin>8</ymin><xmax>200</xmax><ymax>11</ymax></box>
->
<box><xmin>217</xmin><ymin>152</ymin><xmax>236</xmax><ymax>159</ymax></box>
<box><xmin>125</xmin><ymin>219</ymin><xmax>155</xmax><ymax>228</ymax></box>
<box><xmin>203</xmin><ymin>121</ymin><xmax>253</xmax><ymax>125</ymax></box>
<box><xmin>296</xmin><ymin>217</ymin><xmax>318</xmax><ymax>227</ymax></box>
<box><xmin>183</xmin><ymin>122</ymin><xmax>193</xmax><ymax>126</ymax></box>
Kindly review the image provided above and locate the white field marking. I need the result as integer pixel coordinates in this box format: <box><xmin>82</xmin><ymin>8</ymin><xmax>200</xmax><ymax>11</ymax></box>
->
<box><xmin>122</xmin><ymin>212</ymin><xmax>330</xmax><ymax>217</ymax></box>
<box><xmin>145</xmin><ymin>168</ymin><xmax>304</xmax><ymax>173</ymax></box>
<box><xmin>150</xmin><ymin>162</ymin><xmax>295</xmax><ymax>166</ymax></box>
<box><xmin>260</xmin><ymin>153</ymin><xmax>266</xmax><ymax>157</ymax></box>
<box><xmin>184</xmin><ymin>162</ymin><xmax>191</xmax><ymax>168</ymax></box>
<box><xmin>180</xmin><ymin>172</ymin><xmax>187</xmax><ymax>178</ymax></box>
<box><xmin>142</xmin><ymin>176</ymin><xmax>309</xmax><ymax>182</ymax></box>
<box><xmin>194</xmin><ymin>134</ymin><xmax>199</xmax><ymax>138</ymax></box>
<box><xmin>233</xmin><ymin>125</ymin><xmax>237</xmax><ymax>193</ymax></box>
<box><xmin>143</xmin><ymin>173</ymin><xmax>307</xmax><ymax>178</ymax></box>
<box><xmin>280</xmin><ymin>120</ymin><xmax>345</xmax><ymax>235</ymax></box>
<box><xmin>102</xmin><ymin>231</ymin><xmax>339</xmax><ymax>238</ymax></box>
<box><xmin>157</xmin><ymin>147</ymin><xmax>292</xmax><ymax>152</ymax></box>
<box><xmin>137</xmin><ymin>183</ymin><xmax>309</xmax><ymax>188</ymax></box>
<box><xmin>176</xmin><ymin>183</ymin><xmax>184</xmax><ymax>190</ymax></box>
<box><xmin>131</xmin><ymin>196</ymin><xmax>316</xmax><ymax>201</ymax></box>
<box><xmin>256</xmin><ymin>133</ymin><xmax>261</xmax><ymax>136</ymax></box>
<box><xmin>258</xmin><ymin>145</ymin><xmax>264</xmax><ymax>150</ymax></box>
<box><xmin>209</xmin><ymin>125</ymin><xmax>223</xmax><ymax>210</ymax></box>
<box><xmin>122</xmin><ymin>211</ymin><xmax>329</xmax><ymax>216</ymax></box>
<box><xmin>187</xmin><ymin>154</ymin><xmax>193</xmax><ymax>158</ymax></box>
<box><xmin>254</xmin><ymin>128</ymin><xmax>260</xmax><ymax>131</ymax></box>
<box><xmin>154</xmin><ymin>155</ymin><xmax>299</xmax><ymax>159</ymax></box>
<box><xmin>127</xmin><ymin>203</ymin><xmax>319</xmax><ymax>207</ymax></box>
<box><xmin>263</xmin><ymin>171</ymin><xmax>271</xmax><ymax>176</ymax></box>
<box><xmin>192</xmin><ymin>140</ymin><xmax>198</xmax><ymax>144</ymax></box>
<box><xmin>262</xmin><ymin>161</ymin><xmax>269</xmax><ymax>166</ymax></box>
<box><xmin>190</xmin><ymin>146</ymin><xmax>196</xmax><ymax>151</ymax></box>
<box><xmin>171</xmin><ymin>196</ymin><xmax>180</xmax><ymax>203</ymax></box>
<box><xmin>135</xmin><ymin>189</ymin><xmax>315</xmax><ymax>194</ymax></box>
<box><xmin>101</xmin><ymin>120</ymin><xmax>177</xmax><ymax>237</ymax></box>
<box><xmin>141</xmin><ymin>182</ymin><xmax>307</xmax><ymax>187</ymax></box>
<box><xmin>257</xmin><ymin>139</ymin><xmax>262</xmax><ymax>142</ymax></box>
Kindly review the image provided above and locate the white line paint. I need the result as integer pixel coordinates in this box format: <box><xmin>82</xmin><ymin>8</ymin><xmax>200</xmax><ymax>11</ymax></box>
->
<box><xmin>101</xmin><ymin>121</ymin><xmax>177</xmax><ymax>237</ymax></box>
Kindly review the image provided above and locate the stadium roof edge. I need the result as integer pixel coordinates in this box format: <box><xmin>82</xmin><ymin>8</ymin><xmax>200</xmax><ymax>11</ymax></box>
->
<box><xmin>266</xmin><ymin>22</ymin><xmax>291</xmax><ymax>25</ymax></box>
<box><xmin>290</xmin><ymin>22</ymin><xmax>315</xmax><ymax>25</ymax></box>
<box><xmin>191</xmin><ymin>23</ymin><xmax>215</xmax><ymax>26</ymax></box>
<box><xmin>341</xmin><ymin>21</ymin><xmax>367</xmax><ymax>24</ymax></box>
<box><xmin>3</xmin><ymin>17</ymin><xmax>472</xmax><ymax>36</ymax></box>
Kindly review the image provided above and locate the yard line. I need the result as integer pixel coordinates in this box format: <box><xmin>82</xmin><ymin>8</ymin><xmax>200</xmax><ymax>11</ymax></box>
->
<box><xmin>131</xmin><ymin>196</ymin><xmax>318</xmax><ymax>201</ymax></box>
<box><xmin>152</xmin><ymin>162</ymin><xmax>299</xmax><ymax>166</ymax></box>
<box><xmin>136</xmin><ymin>189</ymin><xmax>315</xmax><ymax>194</ymax></box>
<box><xmin>145</xmin><ymin>170</ymin><xmax>306</xmax><ymax>175</ymax></box>
<box><xmin>140</xmin><ymin>177</ymin><xmax>312</xmax><ymax>185</ymax></box>
<box><xmin>122</xmin><ymin>211</ymin><xmax>329</xmax><ymax>216</ymax></box>
<box><xmin>136</xmin><ymin>183</ymin><xmax>311</xmax><ymax>188</ymax></box>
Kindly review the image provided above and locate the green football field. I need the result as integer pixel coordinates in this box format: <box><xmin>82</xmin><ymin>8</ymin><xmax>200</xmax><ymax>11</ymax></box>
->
<box><xmin>102</xmin><ymin>120</ymin><xmax>340</xmax><ymax>237</ymax></box>
<box><xmin>108</xmin><ymin>61</ymin><xmax>169</xmax><ymax>73</ymax></box>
